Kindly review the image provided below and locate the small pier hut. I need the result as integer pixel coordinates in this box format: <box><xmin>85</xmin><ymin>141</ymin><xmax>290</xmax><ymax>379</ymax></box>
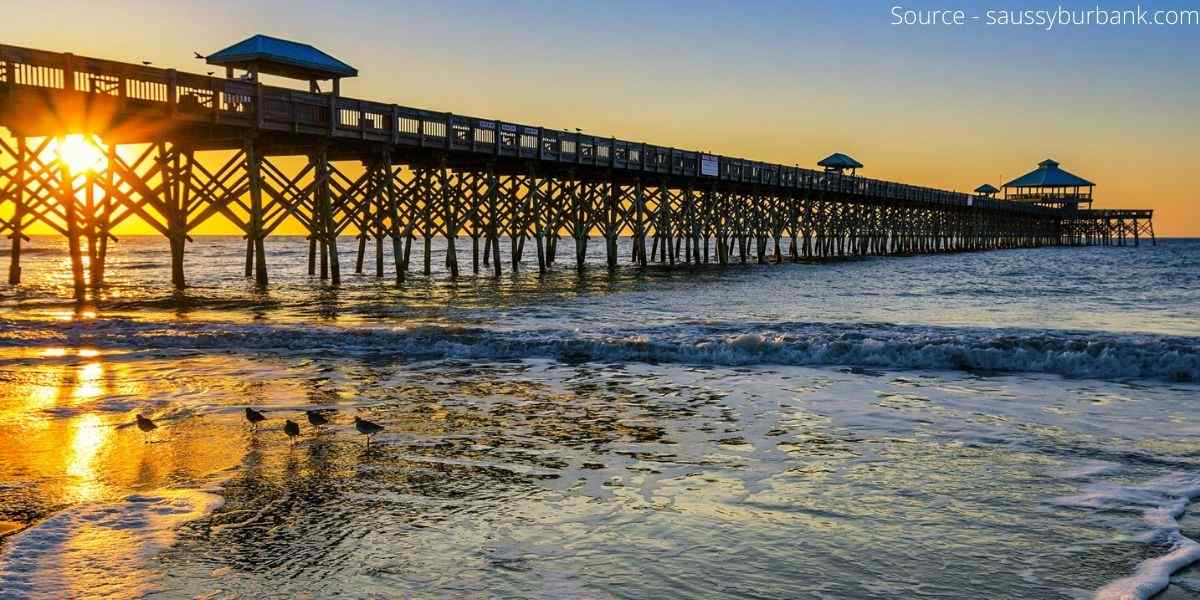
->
<box><xmin>818</xmin><ymin>153</ymin><xmax>863</xmax><ymax>175</ymax></box>
<box><xmin>1002</xmin><ymin>159</ymin><xmax>1094</xmax><ymax>209</ymax></box>
<box><xmin>205</xmin><ymin>34</ymin><xmax>358</xmax><ymax>95</ymax></box>
<box><xmin>974</xmin><ymin>184</ymin><xmax>1000</xmax><ymax>198</ymax></box>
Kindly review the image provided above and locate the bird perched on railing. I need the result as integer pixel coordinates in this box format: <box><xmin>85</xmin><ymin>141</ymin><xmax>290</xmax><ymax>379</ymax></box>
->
<box><xmin>244</xmin><ymin>407</ymin><xmax>266</xmax><ymax>430</ymax></box>
<box><xmin>354</xmin><ymin>416</ymin><xmax>384</xmax><ymax>445</ymax></box>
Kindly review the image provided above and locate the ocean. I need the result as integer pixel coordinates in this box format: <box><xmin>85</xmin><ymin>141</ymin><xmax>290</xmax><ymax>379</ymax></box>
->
<box><xmin>0</xmin><ymin>235</ymin><xmax>1198</xmax><ymax>599</ymax></box>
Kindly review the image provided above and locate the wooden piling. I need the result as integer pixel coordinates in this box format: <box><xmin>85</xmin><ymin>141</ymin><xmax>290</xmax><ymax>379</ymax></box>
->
<box><xmin>94</xmin><ymin>142</ymin><xmax>113</xmax><ymax>288</ymax></box>
<box><xmin>8</xmin><ymin>137</ymin><xmax>25</xmax><ymax>285</ymax></box>
<box><xmin>439</xmin><ymin>165</ymin><xmax>459</xmax><ymax>278</ymax></box>
<box><xmin>490</xmin><ymin>171</ymin><xmax>502</xmax><ymax>277</ymax></box>
<box><xmin>245</xmin><ymin>139</ymin><xmax>268</xmax><ymax>287</ymax></box>
<box><xmin>157</xmin><ymin>144</ymin><xmax>188</xmax><ymax>290</ymax></box>
<box><xmin>84</xmin><ymin>171</ymin><xmax>98</xmax><ymax>287</ymax></box>
<box><xmin>311</xmin><ymin>146</ymin><xmax>340</xmax><ymax>285</ymax></box>
<box><xmin>386</xmin><ymin>159</ymin><xmax>405</xmax><ymax>284</ymax></box>
<box><xmin>58</xmin><ymin>141</ymin><xmax>86</xmax><ymax>299</ymax></box>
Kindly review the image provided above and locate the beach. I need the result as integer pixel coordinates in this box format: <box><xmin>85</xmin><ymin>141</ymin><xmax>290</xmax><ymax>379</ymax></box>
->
<box><xmin>1</xmin><ymin>236</ymin><xmax>1198</xmax><ymax>599</ymax></box>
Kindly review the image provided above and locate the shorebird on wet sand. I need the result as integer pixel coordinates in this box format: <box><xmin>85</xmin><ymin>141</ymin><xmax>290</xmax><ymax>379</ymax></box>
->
<box><xmin>305</xmin><ymin>410</ymin><xmax>330</xmax><ymax>428</ymax></box>
<box><xmin>244</xmin><ymin>407</ymin><xmax>267</xmax><ymax>430</ymax></box>
<box><xmin>135</xmin><ymin>413</ymin><xmax>157</xmax><ymax>442</ymax></box>
<box><xmin>354</xmin><ymin>416</ymin><xmax>384</xmax><ymax>445</ymax></box>
<box><xmin>283</xmin><ymin>419</ymin><xmax>301</xmax><ymax>445</ymax></box>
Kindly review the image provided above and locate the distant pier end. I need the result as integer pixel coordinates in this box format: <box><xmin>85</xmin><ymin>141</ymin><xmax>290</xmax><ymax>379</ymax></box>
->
<box><xmin>0</xmin><ymin>39</ymin><xmax>1155</xmax><ymax>299</ymax></box>
<box><xmin>1002</xmin><ymin>159</ymin><xmax>1154</xmax><ymax>246</ymax></box>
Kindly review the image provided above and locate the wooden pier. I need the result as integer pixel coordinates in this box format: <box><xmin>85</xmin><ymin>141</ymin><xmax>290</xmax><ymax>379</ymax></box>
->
<box><xmin>0</xmin><ymin>41</ymin><xmax>1155</xmax><ymax>298</ymax></box>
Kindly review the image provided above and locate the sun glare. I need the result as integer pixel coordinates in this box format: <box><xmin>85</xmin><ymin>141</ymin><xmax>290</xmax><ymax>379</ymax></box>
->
<box><xmin>54</xmin><ymin>135</ymin><xmax>108</xmax><ymax>175</ymax></box>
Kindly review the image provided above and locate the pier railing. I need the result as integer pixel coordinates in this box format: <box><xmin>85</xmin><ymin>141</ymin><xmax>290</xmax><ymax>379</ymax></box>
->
<box><xmin>0</xmin><ymin>43</ymin><xmax>1049</xmax><ymax>216</ymax></box>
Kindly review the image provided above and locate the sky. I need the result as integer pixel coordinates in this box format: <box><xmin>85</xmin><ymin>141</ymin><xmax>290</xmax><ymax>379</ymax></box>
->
<box><xmin>2</xmin><ymin>0</ymin><xmax>1197</xmax><ymax>235</ymax></box>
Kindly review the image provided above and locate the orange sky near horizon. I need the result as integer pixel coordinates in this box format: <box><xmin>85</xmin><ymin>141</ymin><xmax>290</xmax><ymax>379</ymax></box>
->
<box><xmin>1</xmin><ymin>1</ymin><xmax>1196</xmax><ymax>237</ymax></box>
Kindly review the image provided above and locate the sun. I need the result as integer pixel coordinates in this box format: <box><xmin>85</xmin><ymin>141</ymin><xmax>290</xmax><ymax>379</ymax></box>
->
<box><xmin>54</xmin><ymin>135</ymin><xmax>108</xmax><ymax>175</ymax></box>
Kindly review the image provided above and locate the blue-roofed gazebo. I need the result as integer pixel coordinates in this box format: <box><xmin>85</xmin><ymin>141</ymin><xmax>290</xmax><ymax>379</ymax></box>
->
<box><xmin>1002</xmin><ymin>159</ymin><xmax>1095</xmax><ymax>209</ymax></box>
<box><xmin>974</xmin><ymin>183</ymin><xmax>1000</xmax><ymax>198</ymax></box>
<box><xmin>818</xmin><ymin>153</ymin><xmax>863</xmax><ymax>175</ymax></box>
<box><xmin>205</xmin><ymin>35</ymin><xmax>357</xmax><ymax>94</ymax></box>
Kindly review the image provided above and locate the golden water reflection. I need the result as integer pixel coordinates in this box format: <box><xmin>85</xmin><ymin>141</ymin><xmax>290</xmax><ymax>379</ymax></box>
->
<box><xmin>17</xmin><ymin>376</ymin><xmax>60</xmax><ymax>431</ymax></box>
<box><xmin>73</xmin><ymin>362</ymin><xmax>104</xmax><ymax>403</ymax></box>
<box><xmin>65</xmin><ymin>414</ymin><xmax>108</xmax><ymax>502</ymax></box>
<box><xmin>0</xmin><ymin>348</ymin><xmax>248</xmax><ymax>526</ymax></box>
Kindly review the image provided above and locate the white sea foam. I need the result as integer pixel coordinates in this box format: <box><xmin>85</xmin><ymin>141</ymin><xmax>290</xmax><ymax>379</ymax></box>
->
<box><xmin>0</xmin><ymin>488</ymin><xmax>223</xmax><ymax>600</ymax></box>
<box><xmin>1060</xmin><ymin>460</ymin><xmax>1123</xmax><ymax>479</ymax></box>
<box><xmin>2</xmin><ymin>318</ymin><xmax>1197</xmax><ymax>383</ymax></box>
<box><xmin>1055</xmin><ymin>472</ymin><xmax>1200</xmax><ymax>600</ymax></box>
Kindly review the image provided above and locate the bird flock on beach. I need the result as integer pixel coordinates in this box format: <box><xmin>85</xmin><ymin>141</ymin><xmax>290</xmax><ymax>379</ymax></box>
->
<box><xmin>134</xmin><ymin>408</ymin><xmax>385</xmax><ymax>446</ymax></box>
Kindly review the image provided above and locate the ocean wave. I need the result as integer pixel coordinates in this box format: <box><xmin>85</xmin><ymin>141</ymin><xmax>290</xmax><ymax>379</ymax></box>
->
<box><xmin>0</xmin><ymin>318</ymin><xmax>1198</xmax><ymax>383</ymax></box>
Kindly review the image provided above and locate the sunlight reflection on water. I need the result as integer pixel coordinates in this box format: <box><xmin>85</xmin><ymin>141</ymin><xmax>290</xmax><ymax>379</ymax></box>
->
<box><xmin>65</xmin><ymin>414</ymin><xmax>106</xmax><ymax>503</ymax></box>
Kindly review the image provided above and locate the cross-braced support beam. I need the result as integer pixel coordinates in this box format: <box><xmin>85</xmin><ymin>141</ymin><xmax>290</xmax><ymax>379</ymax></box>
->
<box><xmin>0</xmin><ymin>131</ymin><xmax>1148</xmax><ymax>293</ymax></box>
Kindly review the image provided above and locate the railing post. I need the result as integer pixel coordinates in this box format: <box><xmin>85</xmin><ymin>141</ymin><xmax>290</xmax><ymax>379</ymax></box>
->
<box><xmin>288</xmin><ymin>90</ymin><xmax>297</xmax><ymax>132</ymax></box>
<box><xmin>63</xmin><ymin>53</ymin><xmax>75</xmax><ymax>92</ymax></box>
<box><xmin>391</xmin><ymin>104</ymin><xmax>399</xmax><ymax>145</ymax></box>
<box><xmin>167</xmin><ymin>69</ymin><xmax>178</xmax><ymax>117</ymax></box>
<box><xmin>207</xmin><ymin>76</ymin><xmax>217</xmax><ymax>122</ymax></box>
<box><xmin>328</xmin><ymin>89</ymin><xmax>336</xmax><ymax>136</ymax></box>
<box><xmin>255</xmin><ymin>80</ymin><xmax>264</xmax><ymax>129</ymax></box>
<box><xmin>358</xmin><ymin>100</ymin><xmax>366</xmax><ymax>139</ymax></box>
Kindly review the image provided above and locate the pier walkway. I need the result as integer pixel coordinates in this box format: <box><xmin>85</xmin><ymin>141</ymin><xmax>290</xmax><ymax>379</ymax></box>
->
<box><xmin>0</xmin><ymin>42</ymin><xmax>1155</xmax><ymax>298</ymax></box>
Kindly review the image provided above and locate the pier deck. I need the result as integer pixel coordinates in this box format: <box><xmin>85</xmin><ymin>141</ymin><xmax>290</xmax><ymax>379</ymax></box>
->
<box><xmin>0</xmin><ymin>43</ymin><xmax>1155</xmax><ymax>297</ymax></box>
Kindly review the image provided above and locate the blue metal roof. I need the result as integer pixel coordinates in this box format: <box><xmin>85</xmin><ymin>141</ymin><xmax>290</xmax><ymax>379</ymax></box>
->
<box><xmin>206</xmin><ymin>35</ymin><xmax>358</xmax><ymax>79</ymax></box>
<box><xmin>1003</xmin><ymin>159</ymin><xmax>1094</xmax><ymax>188</ymax></box>
<box><xmin>974</xmin><ymin>183</ymin><xmax>1000</xmax><ymax>194</ymax></box>
<box><xmin>818</xmin><ymin>153</ymin><xmax>864</xmax><ymax>169</ymax></box>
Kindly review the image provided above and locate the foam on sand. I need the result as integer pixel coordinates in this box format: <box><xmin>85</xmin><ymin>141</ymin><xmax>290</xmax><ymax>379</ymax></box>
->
<box><xmin>0</xmin><ymin>488</ymin><xmax>223</xmax><ymax>599</ymax></box>
<box><xmin>1056</xmin><ymin>472</ymin><xmax>1200</xmax><ymax>600</ymax></box>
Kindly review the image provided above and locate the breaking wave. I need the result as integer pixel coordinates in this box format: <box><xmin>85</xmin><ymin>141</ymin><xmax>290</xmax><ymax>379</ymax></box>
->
<box><xmin>1</xmin><ymin>317</ymin><xmax>1198</xmax><ymax>383</ymax></box>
